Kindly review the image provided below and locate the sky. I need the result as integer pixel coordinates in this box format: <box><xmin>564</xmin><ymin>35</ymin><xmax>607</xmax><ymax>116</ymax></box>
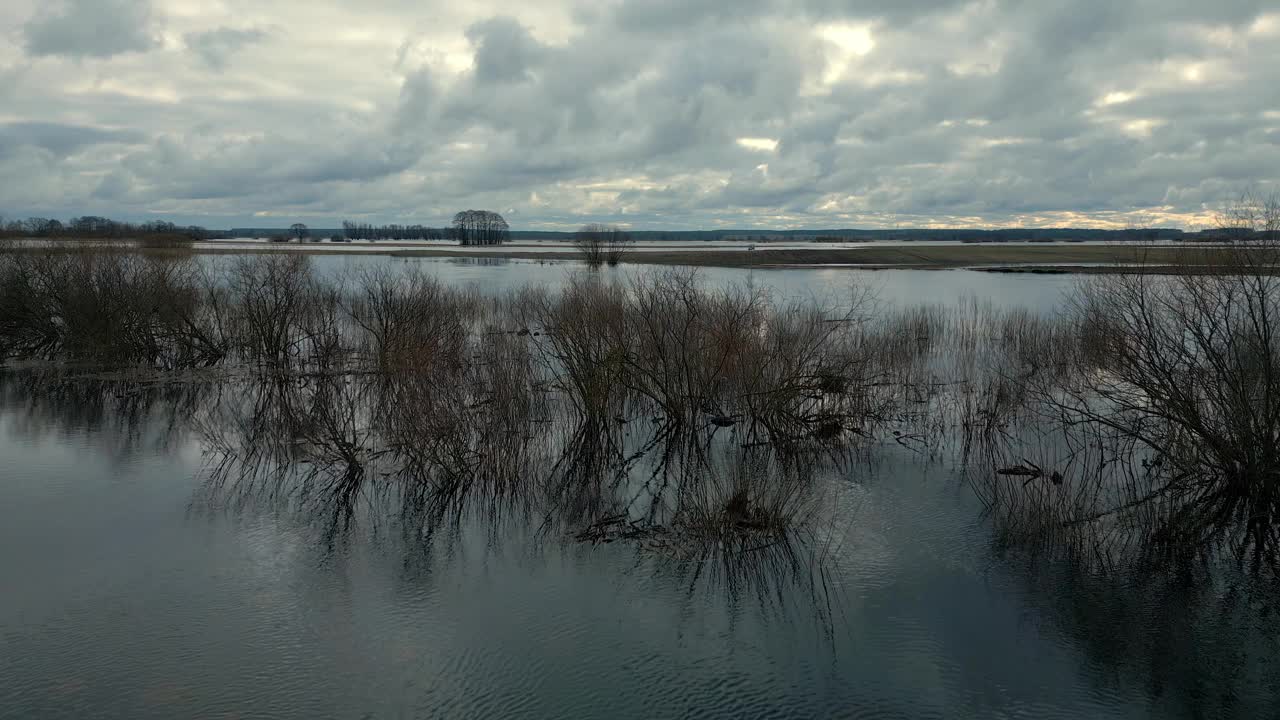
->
<box><xmin>0</xmin><ymin>0</ymin><xmax>1278</xmax><ymax>230</ymax></box>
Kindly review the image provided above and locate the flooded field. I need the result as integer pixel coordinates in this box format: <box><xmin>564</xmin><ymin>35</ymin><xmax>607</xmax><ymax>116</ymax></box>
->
<box><xmin>1</xmin><ymin>251</ymin><xmax>1276</xmax><ymax>719</ymax></box>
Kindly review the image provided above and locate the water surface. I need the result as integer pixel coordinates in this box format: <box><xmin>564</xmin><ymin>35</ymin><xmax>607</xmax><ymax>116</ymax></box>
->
<box><xmin>297</xmin><ymin>255</ymin><xmax>1079</xmax><ymax>312</ymax></box>
<box><xmin>1</xmin><ymin>263</ymin><xmax>1273</xmax><ymax>719</ymax></box>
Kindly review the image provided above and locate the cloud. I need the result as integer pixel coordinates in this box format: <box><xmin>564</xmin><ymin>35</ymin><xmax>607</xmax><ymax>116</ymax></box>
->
<box><xmin>112</xmin><ymin>127</ymin><xmax>425</xmax><ymax>201</ymax></box>
<box><xmin>1</xmin><ymin>0</ymin><xmax>1277</xmax><ymax>228</ymax></box>
<box><xmin>0</xmin><ymin>122</ymin><xmax>145</xmax><ymax>158</ymax></box>
<box><xmin>23</xmin><ymin>0</ymin><xmax>162</xmax><ymax>59</ymax></box>
<box><xmin>185</xmin><ymin>27</ymin><xmax>272</xmax><ymax>70</ymax></box>
<box><xmin>465</xmin><ymin>17</ymin><xmax>546</xmax><ymax>85</ymax></box>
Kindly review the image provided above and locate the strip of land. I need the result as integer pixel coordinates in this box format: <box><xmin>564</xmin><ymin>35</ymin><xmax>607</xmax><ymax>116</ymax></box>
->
<box><xmin>1</xmin><ymin>239</ymin><xmax>1256</xmax><ymax>272</ymax></box>
<box><xmin>350</xmin><ymin>243</ymin><xmax>1252</xmax><ymax>271</ymax></box>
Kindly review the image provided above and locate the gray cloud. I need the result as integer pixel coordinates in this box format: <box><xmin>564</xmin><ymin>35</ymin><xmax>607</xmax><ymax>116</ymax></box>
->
<box><xmin>0</xmin><ymin>122</ymin><xmax>145</xmax><ymax>158</ymax></box>
<box><xmin>465</xmin><ymin>18</ymin><xmax>545</xmax><ymax>85</ymax></box>
<box><xmin>185</xmin><ymin>27</ymin><xmax>272</xmax><ymax>70</ymax></box>
<box><xmin>2</xmin><ymin>0</ymin><xmax>1279</xmax><ymax>228</ymax></box>
<box><xmin>23</xmin><ymin>0</ymin><xmax>161</xmax><ymax>59</ymax></box>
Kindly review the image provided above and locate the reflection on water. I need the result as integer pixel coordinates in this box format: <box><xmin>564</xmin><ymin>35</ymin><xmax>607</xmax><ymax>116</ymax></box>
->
<box><xmin>0</xmin><ymin>258</ymin><xmax>1274</xmax><ymax>719</ymax></box>
<box><xmin>444</xmin><ymin>256</ymin><xmax>527</xmax><ymax>268</ymax></box>
<box><xmin>293</xmin><ymin>254</ymin><xmax>1078</xmax><ymax>312</ymax></box>
<box><xmin>1</xmin><ymin>364</ymin><xmax>1277</xmax><ymax>718</ymax></box>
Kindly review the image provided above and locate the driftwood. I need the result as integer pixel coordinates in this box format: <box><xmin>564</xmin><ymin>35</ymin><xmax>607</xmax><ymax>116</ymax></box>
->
<box><xmin>996</xmin><ymin>459</ymin><xmax>1064</xmax><ymax>486</ymax></box>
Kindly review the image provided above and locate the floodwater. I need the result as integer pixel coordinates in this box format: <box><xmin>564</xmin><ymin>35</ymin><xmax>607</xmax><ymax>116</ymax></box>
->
<box><xmin>1</xmin><ymin>259</ymin><xmax>1275</xmax><ymax>719</ymax></box>
<box><xmin>195</xmin><ymin>237</ymin><xmax>1196</xmax><ymax>255</ymax></box>
<box><xmin>295</xmin><ymin>254</ymin><xmax>1082</xmax><ymax>311</ymax></box>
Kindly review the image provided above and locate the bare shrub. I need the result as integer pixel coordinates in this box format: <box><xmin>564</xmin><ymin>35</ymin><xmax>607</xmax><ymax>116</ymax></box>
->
<box><xmin>534</xmin><ymin>274</ymin><xmax>630</xmax><ymax>420</ymax></box>
<box><xmin>622</xmin><ymin>271</ymin><xmax>771</xmax><ymax>426</ymax></box>
<box><xmin>978</xmin><ymin>194</ymin><xmax>1280</xmax><ymax>572</ymax></box>
<box><xmin>0</xmin><ymin>250</ymin><xmax>225</xmax><ymax>368</ymax></box>
<box><xmin>605</xmin><ymin>226</ymin><xmax>632</xmax><ymax>266</ymax></box>
<box><xmin>224</xmin><ymin>254</ymin><xmax>316</xmax><ymax>368</ymax></box>
<box><xmin>344</xmin><ymin>266</ymin><xmax>471</xmax><ymax>372</ymax></box>
<box><xmin>574</xmin><ymin>224</ymin><xmax>608</xmax><ymax>266</ymax></box>
<box><xmin>574</xmin><ymin>224</ymin><xmax>632</xmax><ymax>267</ymax></box>
<box><xmin>532</xmin><ymin>270</ymin><xmax>888</xmax><ymax>450</ymax></box>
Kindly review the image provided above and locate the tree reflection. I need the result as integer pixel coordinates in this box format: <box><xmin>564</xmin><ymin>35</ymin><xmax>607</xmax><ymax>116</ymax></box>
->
<box><xmin>0</xmin><ymin>367</ymin><xmax>209</xmax><ymax>459</ymax></box>
<box><xmin>182</xmin><ymin>369</ymin><xmax>851</xmax><ymax>636</ymax></box>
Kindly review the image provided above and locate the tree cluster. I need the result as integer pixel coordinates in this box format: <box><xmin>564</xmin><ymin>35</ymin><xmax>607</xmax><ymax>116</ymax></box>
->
<box><xmin>451</xmin><ymin>210</ymin><xmax>509</xmax><ymax>246</ymax></box>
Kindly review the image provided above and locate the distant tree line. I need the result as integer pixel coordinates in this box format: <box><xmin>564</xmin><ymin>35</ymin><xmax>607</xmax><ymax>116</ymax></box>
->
<box><xmin>338</xmin><ymin>211</ymin><xmax>510</xmax><ymax>246</ymax></box>
<box><xmin>341</xmin><ymin>222</ymin><xmax>448</xmax><ymax>241</ymax></box>
<box><xmin>0</xmin><ymin>215</ymin><xmax>223</xmax><ymax>240</ymax></box>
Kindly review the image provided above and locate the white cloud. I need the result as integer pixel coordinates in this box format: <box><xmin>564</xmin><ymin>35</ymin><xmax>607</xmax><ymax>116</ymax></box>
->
<box><xmin>1249</xmin><ymin>13</ymin><xmax>1280</xmax><ymax>37</ymax></box>
<box><xmin>736</xmin><ymin>137</ymin><xmax>779</xmax><ymax>152</ymax></box>
<box><xmin>1098</xmin><ymin>91</ymin><xmax>1136</xmax><ymax>106</ymax></box>
<box><xmin>1123</xmin><ymin>119</ymin><xmax>1165</xmax><ymax>138</ymax></box>
<box><xmin>817</xmin><ymin>22</ymin><xmax>875</xmax><ymax>86</ymax></box>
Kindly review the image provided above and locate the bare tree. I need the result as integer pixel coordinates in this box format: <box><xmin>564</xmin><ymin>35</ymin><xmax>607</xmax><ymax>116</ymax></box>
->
<box><xmin>451</xmin><ymin>210</ymin><xmax>509</xmax><ymax>246</ymax></box>
<box><xmin>290</xmin><ymin>223</ymin><xmax>310</xmax><ymax>242</ymax></box>
<box><xmin>1219</xmin><ymin>191</ymin><xmax>1280</xmax><ymax>242</ymax></box>
<box><xmin>604</xmin><ymin>226</ymin><xmax>633</xmax><ymax>266</ymax></box>
<box><xmin>574</xmin><ymin>224</ymin><xmax>632</xmax><ymax>266</ymax></box>
<box><xmin>574</xmin><ymin>224</ymin><xmax>607</xmax><ymax>266</ymax></box>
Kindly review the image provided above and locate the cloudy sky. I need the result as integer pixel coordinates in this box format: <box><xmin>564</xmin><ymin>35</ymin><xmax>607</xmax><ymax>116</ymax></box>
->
<box><xmin>1</xmin><ymin>0</ymin><xmax>1278</xmax><ymax>230</ymax></box>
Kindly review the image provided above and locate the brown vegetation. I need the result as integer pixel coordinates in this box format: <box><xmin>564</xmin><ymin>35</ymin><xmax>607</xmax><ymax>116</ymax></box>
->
<box><xmin>970</xmin><ymin>194</ymin><xmax>1280</xmax><ymax>573</ymax></box>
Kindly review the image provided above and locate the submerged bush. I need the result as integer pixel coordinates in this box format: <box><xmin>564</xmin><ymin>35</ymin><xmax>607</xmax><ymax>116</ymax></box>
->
<box><xmin>0</xmin><ymin>250</ymin><xmax>226</xmax><ymax>368</ymax></box>
<box><xmin>344</xmin><ymin>266</ymin><xmax>472</xmax><ymax>372</ymax></box>
<box><xmin>1051</xmin><ymin>246</ymin><xmax>1280</xmax><ymax>570</ymax></box>
<box><xmin>224</xmin><ymin>254</ymin><xmax>319</xmax><ymax>368</ymax></box>
<box><xmin>972</xmin><ymin>200</ymin><xmax>1280</xmax><ymax>574</ymax></box>
<box><xmin>532</xmin><ymin>270</ymin><xmax>892</xmax><ymax>449</ymax></box>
